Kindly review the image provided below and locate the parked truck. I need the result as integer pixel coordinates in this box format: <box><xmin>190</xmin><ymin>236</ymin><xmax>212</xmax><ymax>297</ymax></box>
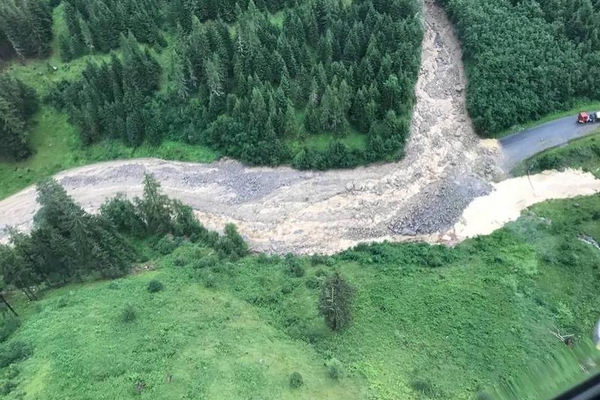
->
<box><xmin>577</xmin><ymin>111</ymin><xmax>600</xmax><ymax>123</ymax></box>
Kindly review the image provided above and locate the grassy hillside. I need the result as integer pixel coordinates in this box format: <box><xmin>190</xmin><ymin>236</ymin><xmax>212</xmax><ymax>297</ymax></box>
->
<box><xmin>2</xmin><ymin>194</ymin><xmax>600</xmax><ymax>399</ymax></box>
<box><xmin>512</xmin><ymin>131</ymin><xmax>600</xmax><ymax>177</ymax></box>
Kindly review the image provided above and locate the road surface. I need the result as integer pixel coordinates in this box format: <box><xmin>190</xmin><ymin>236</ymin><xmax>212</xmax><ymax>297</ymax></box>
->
<box><xmin>500</xmin><ymin>115</ymin><xmax>599</xmax><ymax>169</ymax></box>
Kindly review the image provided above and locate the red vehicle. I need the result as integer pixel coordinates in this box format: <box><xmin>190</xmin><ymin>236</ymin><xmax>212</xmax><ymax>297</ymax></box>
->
<box><xmin>578</xmin><ymin>111</ymin><xmax>599</xmax><ymax>123</ymax></box>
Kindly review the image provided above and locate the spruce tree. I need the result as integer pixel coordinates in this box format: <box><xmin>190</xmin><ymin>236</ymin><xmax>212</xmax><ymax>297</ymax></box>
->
<box><xmin>318</xmin><ymin>272</ymin><xmax>355</xmax><ymax>332</ymax></box>
<box><xmin>135</xmin><ymin>174</ymin><xmax>173</xmax><ymax>235</ymax></box>
<box><xmin>0</xmin><ymin>97</ymin><xmax>30</xmax><ymax>160</ymax></box>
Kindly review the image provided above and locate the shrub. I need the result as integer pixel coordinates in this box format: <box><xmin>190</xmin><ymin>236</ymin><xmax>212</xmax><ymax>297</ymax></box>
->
<box><xmin>132</xmin><ymin>380</ymin><xmax>146</xmax><ymax>395</ymax></box>
<box><xmin>305</xmin><ymin>276</ymin><xmax>321</xmax><ymax>289</ymax></box>
<box><xmin>286</xmin><ymin>256</ymin><xmax>305</xmax><ymax>277</ymax></box>
<box><xmin>410</xmin><ymin>377</ymin><xmax>436</xmax><ymax>398</ymax></box>
<box><xmin>215</xmin><ymin>224</ymin><xmax>248</xmax><ymax>259</ymax></box>
<box><xmin>536</xmin><ymin>153</ymin><xmax>563</xmax><ymax>171</ymax></box>
<box><xmin>56</xmin><ymin>297</ymin><xmax>68</xmax><ymax>308</ymax></box>
<box><xmin>108</xmin><ymin>282</ymin><xmax>119</xmax><ymax>290</ymax></box>
<box><xmin>147</xmin><ymin>280</ymin><xmax>164</xmax><ymax>293</ymax></box>
<box><xmin>173</xmin><ymin>256</ymin><xmax>187</xmax><ymax>267</ymax></box>
<box><xmin>327</xmin><ymin>358</ymin><xmax>345</xmax><ymax>381</ymax></box>
<box><xmin>476</xmin><ymin>391</ymin><xmax>492</xmax><ymax>400</ymax></box>
<box><xmin>310</xmin><ymin>254</ymin><xmax>328</xmax><ymax>265</ymax></box>
<box><xmin>0</xmin><ymin>380</ymin><xmax>16</xmax><ymax>395</ymax></box>
<box><xmin>281</xmin><ymin>283</ymin><xmax>294</xmax><ymax>295</ymax></box>
<box><xmin>0</xmin><ymin>315</ymin><xmax>20</xmax><ymax>343</ymax></box>
<box><xmin>0</xmin><ymin>340</ymin><xmax>33</xmax><ymax>368</ymax></box>
<box><xmin>289</xmin><ymin>372</ymin><xmax>304</xmax><ymax>389</ymax></box>
<box><xmin>99</xmin><ymin>193</ymin><xmax>146</xmax><ymax>236</ymax></box>
<box><xmin>121</xmin><ymin>304</ymin><xmax>137</xmax><ymax>323</ymax></box>
<box><xmin>192</xmin><ymin>257</ymin><xmax>215</xmax><ymax>270</ymax></box>
<box><xmin>203</xmin><ymin>274</ymin><xmax>216</xmax><ymax>288</ymax></box>
<box><xmin>154</xmin><ymin>237</ymin><xmax>176</xmax><ymax>255</ymax></box>
<box><xmin>6</xmin><ymin>364</ymin><xmax>19</xmax><ymax>379</ymax></box>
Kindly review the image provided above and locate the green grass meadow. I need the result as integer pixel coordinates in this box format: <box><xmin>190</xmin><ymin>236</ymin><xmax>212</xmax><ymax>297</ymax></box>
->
<box><xmin>2</xmin><ymin>194</ymin><xmax>600</xmax><ymax>399</ymax></box>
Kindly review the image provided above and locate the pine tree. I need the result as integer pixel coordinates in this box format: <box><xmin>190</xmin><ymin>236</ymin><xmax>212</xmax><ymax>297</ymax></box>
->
<box><xmin>320</xmin><ymin>85</ymin><xmax>347</xmax><ymax>135</ymax></box>
<box><xmin>318</xmin><ymin>272</ymin><xmax>355</xmax><ymax>332</ymax></box>
<box><xmin>205</xmin><ymin>54</ymin><xmax>224</xmax><ymax>97</ymax></box>
<box><xmin>63</xmin><ymin>1</ymin><xmax>85</xmax><ymax>57</ymax></box>
<box><xmin>249</xmin><ymin>87</ymin><xmax>268</xmax><ymax>131</ymax></box>
<box><xmin>59</xmin><ymin>34</ymin><xmax>74</xmax><ymax>62</ymax></box>
<box><xmin>0</xmin><ymin>97</ymin><xmax>30</xmax><ymax>160</ymax></box>
<box><xmin>318</xmin><ymin>29</ymin><xmax>333</xmax><ymax>63</ymax></box>
<box><xmin>26</xmin><ymin>0</ymin><xmax>53</xmax><ymax>57</ymax></box>
<box><xmin>304</xmin><ymin>102</ymin><xmax>320</xmax><ymax>134</ymax></box>
<box><xmin>135</xmin><ymin>174</ymin><xmax>173</xmax><ymax>235</ymax></box>
<box><xmin>125</xmin><ymin>110</ymin><xmax>145</xmax><ymax>147</ymax></box>
<box><xmin>34</xmin><ymin>179</ymin><xmax>86</xmax><ymax>232</ymax></box>
<box><xmin>382</xmin><ymin>74</ymin><xmax>402</xmax><ymax>113</ymax></box>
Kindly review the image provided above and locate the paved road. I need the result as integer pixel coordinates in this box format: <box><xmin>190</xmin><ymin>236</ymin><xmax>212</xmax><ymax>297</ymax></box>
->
<box><xmin>500</xmin><ymin>114</ymin><xmax>599</xmax><ymax>169</ymax></box>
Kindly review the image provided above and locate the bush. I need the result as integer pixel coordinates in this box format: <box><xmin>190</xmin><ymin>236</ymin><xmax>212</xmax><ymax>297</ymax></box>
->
<box><xmin>0</xmin><ymin>380</ymin><xmax>16</xmax><ymax>395</ymax></box>
<box><xmin>132</xmin><ymin>380</ymin><xmax>146</xmax><ymax>395</ymax></box>
<box><xmin>281</xmin><ymin>283</ymin><xmax>294</xmax><ymax>295</ymax></box>
<box><xmin>121</xmin><ymin>304</ymin><xmax>137</xmax><ymax>323</ymax></box>
<box><xmin>215</xmin><ymin>224</ymin><xmax>248</xmax><ymax>259</ymax></box>
<box><xmin>203</xmin><ymin>274</ymin><xmax>216</xmax><ymax>288</ymax></box>
<box><xmin>0</xmin><ymin>340</ymin><xmax>33</xmax><ymax>368</ymax></box>
<box><xmin>192</xmin><ymin>257</ymin><xmax>215</xmax><ymax>270</ymax></box>
<box><xmin>56</xmin><ymin>297</ymin><xmax>68</xmax><ymax>308</ymax></box>
<box><xmin>173</xmin><ymin>256</ymin><xmax>187</xmax><ymax>267</ymax></box>
<box><xmin>536</xmin><ymin>153</ymin><xmax>563</xmax><ymax>171</ymax></box>
<box><xmin>0</xmin><ymin>315</ymin><xmax>20</xmax><ymax>343</ymax></box>
<box><xmin>147</xmin><ymin>280</ymin><xmax>164</xmax><ymax>293</ymax></box>
<box><xmin>289</xmin><ymin>372</ymin><xmax>304</xmax><ymax>389</ymax></box>
<box><xmin>99</xmin><ymin>193</ymin><xmax>145</xmax><ymax>236</ymax></box>
<box><xmin>108</xmin><ymin>282</ymin><xmax>119</xmax><ymax>290</ymax></box>
<box><xmin>327</xmin><ymin>358</ymin><xmax>345</xmax><ymax>381</ymax></box>
<box><xmin>305</xmin><ymin>276</ymin><xmax>321</xmax><ymax>289</ymax></box>
<box><xmin>476</xmin><ymin>391</ymin><xmax>492</xmax><ymax>400</ymax></box>
<box><xmin>154</xmin><ymin>237</ymin><xmax>176</xmax><ymax>255</ymax></box>
<box><xmin>6</xmin><ymin>364</ymin><xmax>19</xmax><ymax>379</ymax></box>
<box><xmin>410</xmin><ymin>377</ymin><xmax>436</xmax><ymax>398</ymax></box>
<box><xmin>315</xmin><ymin>269</ymin><xmax>328</xmax><ymax>277</ymax></box>
<box><xmin>286</xmin><ymin>256</ymin><xmax>305</xmax><ymax>277</ymax></box>
<box><xmin>310</xmin><ymin>254</ymin><xmax>328</xmax><ymax>265</ymax></box>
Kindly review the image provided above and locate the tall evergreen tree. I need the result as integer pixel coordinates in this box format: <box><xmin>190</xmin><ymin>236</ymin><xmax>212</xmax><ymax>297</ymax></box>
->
<box><xmin>318</xmin><ymin>272</ymin><xmax>355</xmax><ymax>332</ymax></box>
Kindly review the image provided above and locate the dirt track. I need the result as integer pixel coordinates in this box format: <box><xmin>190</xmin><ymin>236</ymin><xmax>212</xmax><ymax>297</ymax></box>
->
<box><xmin>0</xmin><ymin>0</ymin><xmax>598</xmax><ymax>254</ymax></box>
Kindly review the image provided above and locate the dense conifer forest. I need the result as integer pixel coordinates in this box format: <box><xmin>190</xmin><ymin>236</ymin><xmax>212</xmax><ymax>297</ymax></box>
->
<box><xmin>439</xmin><ymin>0</ymin><xmax>600</xmax><ymax>136</ymax></box>
<box><xmin>1</xmin><ymin>0</ymin><xmax>423</xmax><ymax>169</ymax></box>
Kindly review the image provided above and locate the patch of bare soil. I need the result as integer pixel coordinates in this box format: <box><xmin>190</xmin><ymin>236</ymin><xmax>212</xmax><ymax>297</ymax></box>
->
<box><xmin>5</xmin><ymin>1</ymin><xmax>591</xmax><ymax>255</ymax></box>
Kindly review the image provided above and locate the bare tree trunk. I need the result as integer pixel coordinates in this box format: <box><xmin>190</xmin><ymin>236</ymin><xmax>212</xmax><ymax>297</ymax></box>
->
<box><xmin>0</xmin><ymin>294</ymin><xmax>18</xmax><ymax>317</ymax></box>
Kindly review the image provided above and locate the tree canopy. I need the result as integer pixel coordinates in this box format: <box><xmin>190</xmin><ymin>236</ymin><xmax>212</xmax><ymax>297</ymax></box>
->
<box><xmin>0</xmin><ymin>0</ymin><xmax>53</xmax><ymax>59</ymax></box>
<box><xmin>0</xmin><ymin>174</ymin><xmax>247</xmax><ymax>306</ymax></box>
<box><xmin>0</xmin><ymin>75</ymin><xmax>38</xmax><ymax>160</ymax></box>
<box><xmin>43</xmin><ymin>0</ymin><xmax>423</xmax><ymax>169</ymax></box>
<box><xmin>439</xmin><ymin>0</ymin><xmax>600</xmax><ymax>136</ymax></box>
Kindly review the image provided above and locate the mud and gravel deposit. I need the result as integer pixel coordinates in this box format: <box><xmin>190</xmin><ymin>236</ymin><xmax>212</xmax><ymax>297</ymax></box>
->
<box><xmin>1</xmin><ymin>0</ymin><xmax>598</xmax><ymax>254</ymax></box>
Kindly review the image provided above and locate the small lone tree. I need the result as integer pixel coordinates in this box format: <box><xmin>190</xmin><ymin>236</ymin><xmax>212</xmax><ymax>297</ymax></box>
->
<box><xmin>318</xmin><ymin>272</ymin><xmax>355</xmax><ymax>332</ymax></box>
<box><xmin>289</xmin><ymin>372</ymin><xmax>304</xmax><ymax>389</ymax></box>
